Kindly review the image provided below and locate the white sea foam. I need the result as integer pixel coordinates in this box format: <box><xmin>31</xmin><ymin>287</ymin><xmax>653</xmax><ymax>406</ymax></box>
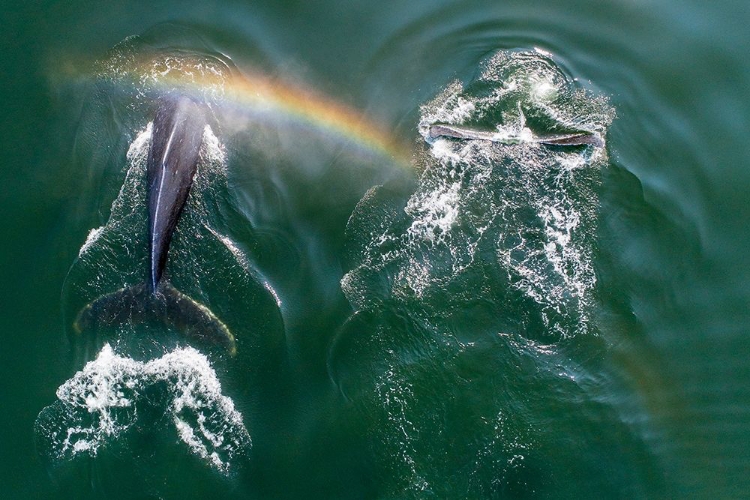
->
<box><xmin>76</xmin><ymin>124</ymin><xmax>152</xmax><ymax>259</ymax></box>
<box><xmin>405</xmin><ymin>180</ymin><xmax>461</xmax><ymax>243</ymax></box>
<box><xmin>37</xmin><ymin>344</ymin><xmax>251</xmax><ymax>474</ymax></box>
<box><xmin>343</xmin><ymin>50</ymin><xmax>611</xmax><ymax>336</ymax></box>
<box><xmin>78</xmin><ymin>226</ymin><xmax>105</xmax><ymax>257</ymax></box>
<box><xmin>76</xmin><ymin>119</ymin><xmax>225</xmax><ymax>262</ymax></box>
<box><xmin>202</xmin><ymin>125</ymin><xmax>226</xmax><ymax>166</ymax></box>
<box><xmin>419</xmin><ymin>51</ymin><xmax>608</xmax><ymax>335</ymax></box>
<box><xmin>335</xmin><ymin>49</ymin><xmax>614</xmax><ymax>498</ymax></box>
<box><xmin>126</xmin><ymin>122</ymin><xmax>153</xmax><ymax>162</ymax></box>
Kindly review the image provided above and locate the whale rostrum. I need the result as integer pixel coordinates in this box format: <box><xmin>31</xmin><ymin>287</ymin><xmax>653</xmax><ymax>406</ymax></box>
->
<box><xmin>429</xmin><ymin>123</ymin><xmax>604</xmax><ymax>148</ymax></box>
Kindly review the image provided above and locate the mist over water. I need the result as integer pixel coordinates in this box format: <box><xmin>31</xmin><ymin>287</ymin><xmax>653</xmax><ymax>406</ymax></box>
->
<box><xmin>3</xmin><ymin>0</ymin><xmax>750</xmax><ymax>498</ymax></box>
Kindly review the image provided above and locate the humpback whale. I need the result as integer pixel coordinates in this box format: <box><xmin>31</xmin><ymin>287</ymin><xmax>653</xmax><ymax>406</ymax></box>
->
<box><xmin>74</xmin><ymin>95</ymin><xmax>237</xmax><ymax>354</ymax></box>
<box><xmin>429</xmin><ymin>123</ymin><xmax>604</xmax><ymax>147</ymax></box>
<box><xmin>148</xmin><ymin>95</ymin><xmax>205</xmax><ymax>293</ymax></box>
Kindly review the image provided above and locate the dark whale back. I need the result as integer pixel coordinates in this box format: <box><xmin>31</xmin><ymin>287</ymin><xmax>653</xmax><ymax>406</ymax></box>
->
<box><xmin>147</xmin><ymin>95</ymin><xmax>207</xmax><ymax>293</ymax></box>
<box><xmin>74</xmin><ymin>95</ymin><xmax>237</xmax><ymax>354</ymax></box>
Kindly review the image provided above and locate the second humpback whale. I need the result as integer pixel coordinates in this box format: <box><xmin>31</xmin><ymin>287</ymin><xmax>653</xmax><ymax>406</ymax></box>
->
<box><xmin>74</xmin><ymin>95</ymin><xmax>237</xmax><ymax>354</ymax></box>
<box><xmin>428</xmin><ymin>123</ymin><xmax>604</xmax><ymax>147</ymax></box>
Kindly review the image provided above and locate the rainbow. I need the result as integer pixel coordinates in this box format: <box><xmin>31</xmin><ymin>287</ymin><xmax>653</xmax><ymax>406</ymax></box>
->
<box><xmin>219</xmin><ymin>70</ymin><xmax>413</xmax><ymax>167</ymax></box>
<box><xmin>54</xmin><ymin>52</ymin><xmax>414</xmax><ymax>169</ymax></box>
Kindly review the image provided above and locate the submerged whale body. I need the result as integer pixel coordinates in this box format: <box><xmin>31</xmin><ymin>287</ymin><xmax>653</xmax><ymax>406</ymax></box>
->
<box><xmin>428</xmin><ymin>123</ymin><xmax>604</xmax><ymax>147</ymax></box>
<box><xmin>74</xmin><ymin>95</ymin><xmax>236</xmax><ymax>354</ymax></box>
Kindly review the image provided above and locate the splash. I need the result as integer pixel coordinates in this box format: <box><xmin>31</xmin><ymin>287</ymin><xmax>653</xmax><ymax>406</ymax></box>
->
<box><xmin>35</xmin><ymin>344</ymin><xmax>251</xmax><ymax>474</ymax></box>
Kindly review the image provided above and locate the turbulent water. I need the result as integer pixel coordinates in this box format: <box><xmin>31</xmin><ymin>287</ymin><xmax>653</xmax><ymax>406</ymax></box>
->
<box><xmin>36</xmin><ymin>344</ymin><xmax>251</xmax><ymax>473</ymax></box>
<box><xmin>329</xmin><ymin>51</ymin><xmax>642</xmax><ymax>497</ymax></box>
<box><xmin>3</xmin><ymin>0</ymin><xmax>750</xmax><ymax>499</ymax></box>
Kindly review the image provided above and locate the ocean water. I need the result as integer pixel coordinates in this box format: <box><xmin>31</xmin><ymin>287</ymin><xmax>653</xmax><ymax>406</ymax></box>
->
<box><xmin>2</xmin><ymin>0</ymin><xmax>750</xmax><ymax>498</ymax></box>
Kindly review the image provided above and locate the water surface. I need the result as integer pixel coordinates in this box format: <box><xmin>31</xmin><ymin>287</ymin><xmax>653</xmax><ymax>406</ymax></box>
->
<box><xmin>2</xmin><ymin>0</ymin><xmax>750</xmax><ymax>498</ymax></box>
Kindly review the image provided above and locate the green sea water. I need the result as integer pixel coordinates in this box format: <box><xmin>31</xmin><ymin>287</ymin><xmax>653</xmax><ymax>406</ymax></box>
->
<box><xmin>2</xmin><ymin>0</ymin><xmax>750</xmax><ymax>498</ymax></box>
